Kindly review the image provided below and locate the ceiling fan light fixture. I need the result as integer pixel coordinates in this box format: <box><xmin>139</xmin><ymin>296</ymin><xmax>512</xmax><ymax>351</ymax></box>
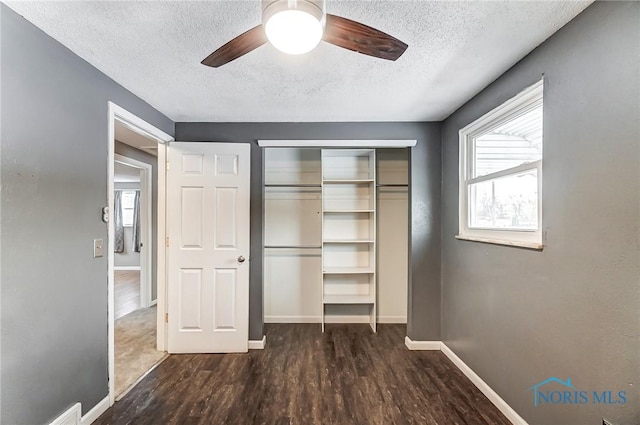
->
<box><xmin>202</xmin><ymin>0</ymin><xmax>407</xmax><ymax>68</ymax></box>
<box><xmin>263</xmin><ymin>0</ymin><xmax>326</xmax><ymax>55</ymax></box>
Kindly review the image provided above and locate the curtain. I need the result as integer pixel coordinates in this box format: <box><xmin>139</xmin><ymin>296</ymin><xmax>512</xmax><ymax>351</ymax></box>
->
<box><xmin>132</xmin><ymin>191</ymin><xmax>141</xmax><ymax>253</ymax></box>
<box><xmin>114</xmin><ymin>191</ymin><xmax>124</xmax><ymax>253</ymax></box>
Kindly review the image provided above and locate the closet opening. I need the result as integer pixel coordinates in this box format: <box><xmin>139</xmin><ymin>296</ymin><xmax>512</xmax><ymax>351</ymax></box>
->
<box><xmin>262</xmin><ymin>146</ymin><xmax>410</xmax><ymax>332</ymax></box>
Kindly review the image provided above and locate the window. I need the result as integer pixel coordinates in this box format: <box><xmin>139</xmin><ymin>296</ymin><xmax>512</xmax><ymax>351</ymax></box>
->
<box><xmin>458</xmin><ymin>80</ymin><xmax>543</xmax><ymax>249</ymax></box>
<box><xmin>121</xmin><ymin>190</ymin><xmax>136</xmax><ymax>227</ymax></box>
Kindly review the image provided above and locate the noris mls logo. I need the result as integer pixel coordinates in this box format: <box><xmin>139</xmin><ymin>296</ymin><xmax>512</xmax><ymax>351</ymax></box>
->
<box><xmin>529</xmin><ymin>377</ymin><xmax>627</xmax><ymax>407</ymax></box>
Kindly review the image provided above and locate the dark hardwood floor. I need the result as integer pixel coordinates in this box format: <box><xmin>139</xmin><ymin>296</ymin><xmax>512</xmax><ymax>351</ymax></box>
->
<box><xmin>95</xmin><ymin>324</ymin><xmax>510</xmax><ymax>425</ymax></box>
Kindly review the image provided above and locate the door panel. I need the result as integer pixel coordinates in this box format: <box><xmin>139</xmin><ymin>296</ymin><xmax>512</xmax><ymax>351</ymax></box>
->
<box><xmin>215</xmin><ymin>188</ymin><xmax>238</xmax><ymax>248</ymax></box>
<box><xmin>168</xmin><ymin>142</ymin><xmax>250</xmax><ymax>353</ymax></box>
<box><xmin>213</xmin><ymin>268</ymin><xmax>237</xmax><ymax>330</ymax></box>
<box><xmin>181</xmin><ymin>187</ymin><xmax>204</xmax><ymax>248</ymax></box>
<box><xmin>179</xmin><ymin>268</ymin><xmax>203</xmax><ymax>330</ymax></box>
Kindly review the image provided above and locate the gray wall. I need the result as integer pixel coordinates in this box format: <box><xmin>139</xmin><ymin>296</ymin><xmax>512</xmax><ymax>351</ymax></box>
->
<box><xmin>114</xmin><ymin>182</ymin><xmax>141</xmax><ymax>269</ymax></box>
<box><xmin>175</xmin><ymin>122</ymin><xmax>442</xmax><ymax>341</ymax></box>
<box><xmin>0</xmin><ymin>5</ymin><xmax>174</xmax><ymax>424</ymax></box>
<box><xmin>115</xmin><ymin>142</ymin><xmax>159</xmax><ymax>300</ymax></box>
<box><xmin>440</xmin><ymin>2</ymin><xmax>640</xmax><ymax>425</ymax></box>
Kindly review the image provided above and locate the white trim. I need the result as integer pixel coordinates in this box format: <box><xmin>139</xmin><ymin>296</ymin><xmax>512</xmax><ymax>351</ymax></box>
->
<box><xmin>156</xmin><ymin>141</ymin><xmax>168</xmax><ymax>353</ymax></box>
<box><xmin>265</xmin><ymin>316</ymin><xmax>321</xmax><ymax>323</ymax></box>
<box><xmin>114</xmin><ymin>153</ymin><xmax>153</xmax><ymax>308</ymax></box>
<box><xmin>113</xmin><ymin>266</ymin><xmax>141</xmax><ymax>271</ymax></box>
<box><xmin>107</xmin><ymin>101</ymin><xmax>173</xmax><ymax>407</ymax></box>
<box><xmin>441</xmin><ymin>343</ymin><xmax>529</xmax><ymax>425</ymax></box>
<box><xmin>404</xmin><ymin>337</ymin><xmax>441</xmax><ymax>350</ymax></box>
<box><xmin>49</xmin><ymin>403</ymin><xmax>80</xmax><ymax>425</ymax></box>
<box><xmin>458</xmin><ymin>79</ymin><xmax>544</xmax><ymax>248</ymax></box>
<box><xmin>401</xmin><ymin>340</ymin><xmax>527</xmax><ymax>424</ymax></box>
<box><xmin>150</xmin><ymin>299</ymin><xmax>158</xmax><ymax>306</ymax></box>
<box><xmin>459</xmin><ymin>80</ymin><xmax>544</xmax><ymax>137</ymax></box>
<box><xmin>258</xmin><ymin>139</ymin><xmax>417</xmax><ymax>148</ymax></box>
<box><xmin>321</xmin><ymin>316</ymin><xmax>370</xmax><ymax>324</ymax></box>
<box><xmin>80</xmin><ymin>396</ymin><xmax>109</xmax><ymax>425</ymax></box>
<box><xmin>248</xmin><ymin>335</ymin><xmax>267</xmax><ymax>350</ymax></box>
<box><xmin>110</xmin><ymin>106</ymin><xmax>172</xmax><ymax>144</ymax></box>
<box><xmin>467</xmin><ymin>160</ymin><xmax>540</xmax><ymax>185</ymax></box>
<box><xmin>265</xmin><ymin>316</ymin><xmax>381</xmax><ymax>324</ymax></box>
<box><xmin>455</xmin><ymin>235</ymin><xmax>543</xmax><ymax>250</ymax></box>
<box><xmin>378</xmin><ymin>316</ymin><xmax>407</xmax><ymax>324</ymax></box>
<box><xmin>265</xmin><ymin>315</ymin><xmax>405</xmax><ymax>324</ymax></box>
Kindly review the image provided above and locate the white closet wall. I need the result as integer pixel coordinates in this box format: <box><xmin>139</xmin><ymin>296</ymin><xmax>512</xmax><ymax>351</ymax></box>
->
<box><xmin>264</xmin><ymin>148</ymin><xmax>322</xmax><ymax>322</ymax></box>
<box><xmin>377</xmin><ymin>149</ymin><xmax>409</xmax><ymax>323</ymax></box>
<box><xmin>264</xmin><ymin>147</ymin><xmax>408</xmax><ymax>326</ymax></box>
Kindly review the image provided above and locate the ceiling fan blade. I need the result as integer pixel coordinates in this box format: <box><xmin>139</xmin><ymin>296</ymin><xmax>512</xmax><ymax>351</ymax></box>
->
<box><xmin>323</xmin><ymin>14</ymin><xmax>408</xmax><ymax>61</ymax></box>
<box><xmin>202</xmin><ymin>25</ymin><xmax>267</xmax><ymax>68</ymax></box>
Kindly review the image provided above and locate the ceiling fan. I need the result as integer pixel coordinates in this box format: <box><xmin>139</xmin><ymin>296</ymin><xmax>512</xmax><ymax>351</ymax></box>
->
<box><xmin>201</xmin><ymin>0</ymin><xmax>408</xmax><ymax>68</ymax></box>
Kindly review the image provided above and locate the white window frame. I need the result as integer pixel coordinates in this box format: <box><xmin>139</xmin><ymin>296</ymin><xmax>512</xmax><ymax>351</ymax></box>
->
<box><xmin>120</xmin><ymin>190</ymin><xmax>137</xmax><ymax>227</ymax></box>
<box><xmin>457</xmin><ymin>79</ymin><xmax>544</xmax><ymax>250</ymax></box>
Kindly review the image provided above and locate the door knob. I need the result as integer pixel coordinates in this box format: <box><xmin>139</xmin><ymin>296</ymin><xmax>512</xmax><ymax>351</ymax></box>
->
<box><xmin>238</xmin><ymin>255</ymin><xmax>246</xmax><ymax>263</ymax></box>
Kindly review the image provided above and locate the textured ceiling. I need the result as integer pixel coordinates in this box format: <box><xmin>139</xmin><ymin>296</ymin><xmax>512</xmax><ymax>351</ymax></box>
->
<box><xmin>5</xmin><ymin>1</ymin><xmax>592</xmax><ymax>122</ymax></box>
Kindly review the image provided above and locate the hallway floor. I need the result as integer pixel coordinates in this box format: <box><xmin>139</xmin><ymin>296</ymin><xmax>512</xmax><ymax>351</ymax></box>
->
<box><xmin>96</xmin><ymin>324</ymin><xmax>509</xmax><ymax>425</ymax></box>
<box><xmin>114</xmin><ymin>270</ymin><xmax>141</xmax><ymax>320</ymax></box>
<box><xmin>115</xmin><ymin>305</ymin><xmax>166</xmax><ymax>398</ymax></box>
<box><xmin>114</xmin><ymin>269</ymin><xmax>166</xmax><ymax>398</ymax></box>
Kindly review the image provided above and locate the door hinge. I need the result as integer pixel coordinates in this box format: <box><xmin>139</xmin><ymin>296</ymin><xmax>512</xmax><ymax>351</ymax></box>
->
<box><xmin>166</xmin><ymin>237</ymin><xmax>170</xmax><ymax>247</ymax></box>
<box><xmin>165</xmin><ymin>313</ymin><xmax>169</xmax><ymax>323</ymax></box>
<box><xmin>166</xmin><ymin>161</ymin><xmax>170</xmax><ymax>171</ymax></box>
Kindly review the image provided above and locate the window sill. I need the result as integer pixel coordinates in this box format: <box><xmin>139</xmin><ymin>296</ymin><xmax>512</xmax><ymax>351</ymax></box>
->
<box><xmin>455</xmin><ymin>235</ymin><xmax>543</xmax><ymax>251</ymax></box>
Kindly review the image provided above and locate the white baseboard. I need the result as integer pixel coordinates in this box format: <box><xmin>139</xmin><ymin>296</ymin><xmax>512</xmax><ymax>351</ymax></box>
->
<box><xmin>248</xmin><ymin>335</ymin><xmax>266</xmax><ymax>349</ymax></box>
<box><xmin>265</xmin><ymin>316</ymin><xmax>320</xmax><ymax>323</ymax></box>
<box><xmin>149</xmin><ymin>299</ymin><xmax>157</xmax><ymax>306</ymax></box>
<box><xmin>403</xmin><ymin>339</ymin><xmax>526</xmax><ymax>424</ymax></box>
<box><xmin>378</xmin><ymin>316</ymin><xmax>407</xmax><ymax>324</ymax></box>
<box><xmin>404</xmin><ymin>336</ymin><xmax>441</xmax><ymax>350</ymax></box>
<box><xmin>81</xmin><ymin>396</ymin><xmax>109</xmax><ymax>425</ymax></box>
<box><xmin>324</xmin><ymin>315</ymin><xmax>370</xmax><ymax>323</ymax></box>
<box><xmin>113</xmin><ymin>266</ymin><xmax>141</xmax><ymax>271</ymax></box>
<box><xmin>265</xmin><ymin>315</ymin><xmax>401</xmax><ymax>324</ymax></box>
<box><xmin>440</xmin><ymin>343</ymin><xmax>528</xmax><ymax>425</ymax></box>
<box><xmin>265</xmin><ymin>316</ymin><xmax>369</xmax><ymax>324</ymax></box>
<box><xmin>50</xmin><ymin>403</ymin><xmax>81</xmax><ymax>425</ymax></box>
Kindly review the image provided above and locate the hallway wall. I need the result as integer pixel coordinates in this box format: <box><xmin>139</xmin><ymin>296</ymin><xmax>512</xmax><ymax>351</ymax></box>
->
<box><xmin>0</xmin><ymin>5</ymin><xmax>174</xmax><ymax>424</ymax></box>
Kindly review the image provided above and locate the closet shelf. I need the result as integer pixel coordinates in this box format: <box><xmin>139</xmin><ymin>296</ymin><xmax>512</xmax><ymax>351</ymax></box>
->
<box><xmin>323</xmin><ymin>267</ymin><xmax>374</xmax><ymax>274</ymax></box>
<box><xmin>323</xmin><ymin>209</ymin><xmax>374</xmax><ymax>213</ymax></box>
<box><xmin>323</xmin><ymin>240</ymin><xmax>374</xmax><ymax>244</ymax></box>
<box><xmin>322</xmin><ymin>179</ymin><xmax>374</xmax><ymax>184</ymax></box>
<box><xmin>323</xmin><ymin>294</ymin><xmax>374</xmax><ymax>305</ymax></box>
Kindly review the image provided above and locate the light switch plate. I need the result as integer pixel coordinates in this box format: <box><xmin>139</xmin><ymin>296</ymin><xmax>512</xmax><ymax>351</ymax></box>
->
<box><xmin>94</xmin><ymin>239</ymin><xmax>103</xmax><ymax>258</ymax></box>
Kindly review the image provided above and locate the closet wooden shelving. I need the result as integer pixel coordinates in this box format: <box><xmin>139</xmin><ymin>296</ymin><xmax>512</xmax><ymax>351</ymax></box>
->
<box><xmin>263</xmin><ymin>147</ymin><xmax>408</xmax><ymax>333</ymax></box>
<box><xmin>321</xmin><ymin>149</ymin><xmax>377</xmax><ymax>332</ymax></box>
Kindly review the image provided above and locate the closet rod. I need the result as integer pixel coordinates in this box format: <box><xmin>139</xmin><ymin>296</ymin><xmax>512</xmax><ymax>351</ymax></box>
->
<box><xmin>264</xmin><ymin>245</ymin><xmax>322</xmax><ymax>249</ymax></box>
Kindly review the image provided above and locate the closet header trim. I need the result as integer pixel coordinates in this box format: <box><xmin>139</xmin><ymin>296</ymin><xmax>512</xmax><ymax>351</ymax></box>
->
<box><xmin>257</xmin><ymin>140</ymin><xmax>417</xmax><ymax>148</ymax></box>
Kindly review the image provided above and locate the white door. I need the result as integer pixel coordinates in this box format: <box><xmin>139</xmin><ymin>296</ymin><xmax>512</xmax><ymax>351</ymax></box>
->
<box><xmin>167</xmin><ymin>142</ymin><xmax>250</xmax><ymax>353</ymax></box>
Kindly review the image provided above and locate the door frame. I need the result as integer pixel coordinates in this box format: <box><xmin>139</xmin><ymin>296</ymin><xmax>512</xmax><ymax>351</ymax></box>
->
<box><xmin>107</xmin><ymin>102</ymin><xmax>173</xmax><ymax>406</ymax></box>
<box><xmin>114</xmin><ymin>154</ymin><xmax>153</xmax><ymax>308</ymax></box>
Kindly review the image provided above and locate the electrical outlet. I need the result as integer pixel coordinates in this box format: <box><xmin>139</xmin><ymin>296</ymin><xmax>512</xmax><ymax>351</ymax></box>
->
<box><xmin>94</xmin><ymin>239</ymin><xmax>103</xmax><ymax>258</ymax></box>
